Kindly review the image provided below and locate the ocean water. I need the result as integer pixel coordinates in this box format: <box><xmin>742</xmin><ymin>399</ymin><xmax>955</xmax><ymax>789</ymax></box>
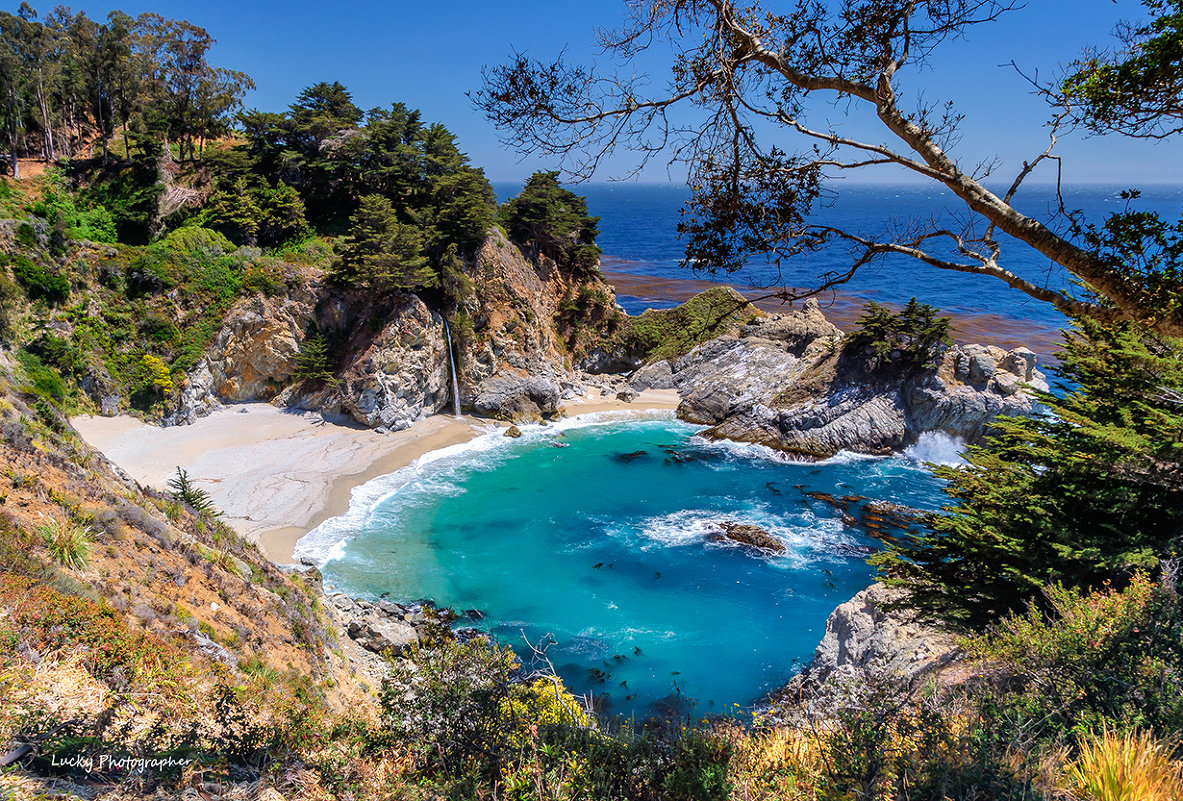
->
<box><xmin>304</xmin><ymin>414</ymin><xmax>951</xmax><ymax>718</ymax></box>
<box><xmin>499</xmin><ymin>181</ymin><xmax>1183</xmax><ymax>352</ymax></box>
<box><xmin>302</xmin><ymin>182</ymin><xmax>1182</xmax><ymax>718</ymax></box>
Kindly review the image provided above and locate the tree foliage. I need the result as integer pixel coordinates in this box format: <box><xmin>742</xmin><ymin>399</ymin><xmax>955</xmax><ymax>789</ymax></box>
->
<box><xmin>476</xmin><ymin>0</ymin><xmax>1183</xmax><ymax>336</ymax></box>
<box><xmin>846</xmin><ymin>298</ymin><xmax>951</xmax><ymax>371</ymax></box>
<box><xmin>1058</xmin><ymin>0</ymin><xmax>1183</xmax><ymax>139</ymax></box>
<box><xmin>0</xmin><ymin>6</ymin><xmax>253</xmax><ymax>169</ymax></box>
<box><xmin>499</xmin><ymin>170</ymin><xmax>601</xmax><ymax>275</ymax></box>
<box><xmin>875</xmin><ymin>320</ymin><xmax>1183</xmax><ymax>629</ymax></box>
<box><xmin>332</xmin><ymin>194</ymin><xmax>433</xmax><ymax>291</ymax></box>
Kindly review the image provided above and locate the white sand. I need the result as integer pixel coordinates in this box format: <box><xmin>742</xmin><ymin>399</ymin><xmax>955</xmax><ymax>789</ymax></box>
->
<box><xmin>71</xmin><ymin>389</ymin><xmax>680</xmax><ymax>564</ymax></box>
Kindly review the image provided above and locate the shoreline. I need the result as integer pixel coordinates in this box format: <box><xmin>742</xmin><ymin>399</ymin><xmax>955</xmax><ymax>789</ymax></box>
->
<box><xmin>70</xmin><ymin>389</ymin><xmax>680</xmax><ymax>564</ymax></box>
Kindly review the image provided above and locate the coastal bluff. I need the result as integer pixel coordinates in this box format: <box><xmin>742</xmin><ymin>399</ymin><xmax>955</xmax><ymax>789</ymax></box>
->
<box><xmin>156</xmin><ymin>231</ymin><xmax>1048</xmax><ymax>460</ymax></box>
<box><xmin>649</xmin><ymin>299</ymin><xmax>1049</xmax><ymax>459</ymax></box>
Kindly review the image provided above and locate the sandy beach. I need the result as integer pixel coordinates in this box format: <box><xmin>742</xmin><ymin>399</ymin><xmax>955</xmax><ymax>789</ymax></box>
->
<box><xmin>71</xmin><ymin>389</ymin><xmax>680</xmax><ymax>564</ymax></box>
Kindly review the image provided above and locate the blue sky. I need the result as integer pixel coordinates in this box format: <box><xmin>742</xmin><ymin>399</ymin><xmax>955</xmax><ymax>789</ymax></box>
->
<box><xmin>31</xmin><ymin>0</ymin><xmax>1183</xmax><ymax>186</ymax></box>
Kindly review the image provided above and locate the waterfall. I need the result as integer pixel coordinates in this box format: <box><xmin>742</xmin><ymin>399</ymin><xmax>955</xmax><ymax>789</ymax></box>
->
<box><xmin>443</xmin><ymin>318</ymin><xmax>462</xmax><ymax>419</ymax></box>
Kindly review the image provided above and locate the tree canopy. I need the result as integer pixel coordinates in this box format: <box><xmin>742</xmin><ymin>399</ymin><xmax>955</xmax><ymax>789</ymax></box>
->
<box><xmin>499</xmin><ymin>171</ymin><xmax>601</xmax><ymax>275</ymax></box>
<box><xmin>1057</xmin><ymin>0</ymin><xmax>1183</xmax><ymax>139</ymax></box>
<box><xmin>476</xmin><ymin>0</ymin><xmax>1183</xmax><ymax>337</ymax></box>
<box><xmin>874</xmin><ymin>320</ymin><xmax>1183</xmax><ymax>629</ymax></box>
<box><xmin>0</xmin><ymin>5</ymin><xmax>253</xmax><ymax>173</ymax></box>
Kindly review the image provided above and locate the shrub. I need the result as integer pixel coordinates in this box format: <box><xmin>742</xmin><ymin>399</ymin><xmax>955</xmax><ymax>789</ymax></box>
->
<box><xmin>166</xmin><ymin>467</ymin><xmax>217</xmax><ymax>517</ymax></box>
<box><xmin>29</xmin><ymin>168</ymin><xmax>118</xmax><ymax>244</ymax></box>
<box><xmin>1067</xmin><ymin>726</ymin><xmax>1183</xmax><ymax>801</ymax></box>
<box><xmin>162</xmin><ymin>226</ymin><xmax>235</xmax><ymax>257</ymax></box>
<box><xmin>10</xmin><ymin>255</ymin><xmax>69</xmax><ymax>304</ymax></box>
<box><xmin>969</xmin><ymin>570</ymin><xmax>1183</xmax><ymax>746</ymax></box>
<box><xmin>0</xmin><ymin>269</ymin><xmax>22</xmax><ymax>336</ymax></box>
<box><xmin>845</xmin><ymin>297</ymin><xmax>951</xmax><ymax>370</ymax></box>
<box><xmin>37</xmin><ymin>517</ymin><xmax>93</xmax><ymax>570</ymax></box>
<box><xmin>140</xmin><ymin>354</ymin><xmax>174</xmax><ymax>395</ymax></box>
<box><xmin>16</xmin><ymin>349</ymin><xmax>68</xmax><ymax>401</ymax></box>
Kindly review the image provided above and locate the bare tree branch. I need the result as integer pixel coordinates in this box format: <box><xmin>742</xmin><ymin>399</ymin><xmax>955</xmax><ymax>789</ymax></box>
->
<box><xmin>474</xmin><ymin>0</ymin><xmax>1183</xmax><ymax>337</ymax></box>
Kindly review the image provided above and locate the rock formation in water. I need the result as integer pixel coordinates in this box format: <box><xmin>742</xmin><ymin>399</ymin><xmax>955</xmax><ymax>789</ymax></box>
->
<box><xmin>708</xmin><ymin>521</ymin><xmax>787</xmax><ymax>554</ymax></box>
<box><xmin>658</xmin><ymin>299</ymin><xmax>1048</xmax><ymax>458</ymax></box>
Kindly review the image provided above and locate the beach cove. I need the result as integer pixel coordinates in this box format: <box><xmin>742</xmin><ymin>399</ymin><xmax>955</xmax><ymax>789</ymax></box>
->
<box><xmin>70</xmin><ymin>390</ymin><xmax>680</xmax><ymax>564</ymax></box>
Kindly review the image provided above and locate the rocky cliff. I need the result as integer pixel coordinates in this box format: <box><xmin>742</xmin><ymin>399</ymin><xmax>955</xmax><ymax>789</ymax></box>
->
<box><xmin>659</xmin><ymin>299</ymin><xmax>1049</xmax><ymax>458</ymax></box>
<box><xmin>164</xmin><ymin>238</ymin><xmax>1048</xmax><ymax>457</ymax></box>
<box><xmin>771</xmin><ymin>583</ymin><xmax>960</xmax><ymax>717</ymax></box>
<box><xmin>167</xmin><ymin>228</ymin><xmax>619</xmax><ymax>428</ymax></box>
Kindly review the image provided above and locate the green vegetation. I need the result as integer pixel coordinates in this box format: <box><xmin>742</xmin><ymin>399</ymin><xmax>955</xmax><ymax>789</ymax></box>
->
<box><xmin>166</xmin><ymin>467</ymin><xmax>216</xmax><ymax>517</ymax></box>
<box><xmin>331</xmin><ymin>194</ymin><xmax>432</xmax><ymax>291</ymax></box>
<box><xmin>876</xmin><ymin>319</ymin><xmax>1183</xmax><ymax>629</ymax></box>
<box><xmin>500</xmin><ymin>171</ymin><xmax>601</xmax><ymax>276</ymax></box>
<box><xmin>36</xmin><ymin>517</ymin><xmax>92</xmax><ymax>570</ymax></box>
<box><xmin>9</xmin><ymin>253</ymin><xmax>68</xmax><ymax>304</ymax></box>
<box><xmin>1059</xmin><ymin>0</ymin><xmax>1183</xmax><ymax>139</ymax></box>
<box><xmin>845</xmin><ymin>298</ymin><xmax>952</xmax><ymax>372</ymax></box>
<box><xmin>615</xmin><ymin>286</ymin><xmax>759</xmax><ymax>363</ymax></box>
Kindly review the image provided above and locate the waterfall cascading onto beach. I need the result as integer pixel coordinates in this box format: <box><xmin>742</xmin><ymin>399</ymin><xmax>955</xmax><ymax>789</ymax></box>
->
<box><xmin>443</xmin><ymin>318</ymin><xmax>462</xmax><ymax>419</ymax></box>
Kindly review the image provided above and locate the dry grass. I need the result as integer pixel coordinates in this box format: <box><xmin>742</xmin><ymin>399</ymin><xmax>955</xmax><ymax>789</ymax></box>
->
<box><xmin>1066</xmin><ymin>726</ymin><xmax>1183</xmax><ymax>801</ymax></box>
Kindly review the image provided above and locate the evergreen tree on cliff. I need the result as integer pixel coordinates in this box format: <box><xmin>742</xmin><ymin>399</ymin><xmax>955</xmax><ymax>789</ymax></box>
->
<box><xmin>874</xmin><ymin>320</ymin><xmax>1183</xmax><ymax>629</ymax></box>
<box><xmin>332</xmin><ymin>194</ymin><xmax>433</xmax><ymax>292</ymax></box>
<box><xmin>500</xmin><ymin>171</ymin><xmax>601</xmax><ymax>276</ymax></box>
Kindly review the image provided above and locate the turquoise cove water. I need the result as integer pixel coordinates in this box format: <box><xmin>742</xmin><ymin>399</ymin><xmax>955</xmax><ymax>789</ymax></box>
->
<box><xmin>300</xmin><ymin>414</ymin><xmax>950</xmax><ymax>719</ymax></box>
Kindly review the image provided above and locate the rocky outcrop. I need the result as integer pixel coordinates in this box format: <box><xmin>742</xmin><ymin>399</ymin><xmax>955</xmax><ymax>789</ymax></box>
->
<box><xmin>167</xmin><ymin>287</ymin><xmax>317</xmax><ymax>425</ymax></box>
<box><xmin>204</xmin><ymin>291</ymin><xmax>315</xmax><ymax>402</ymax></box>
<box><xmin>629</xmin><ymin>360</ymin><xmax>676</xmax><ymax>391</ymax></box>
<box><xmin>774</xmin><ymin>583</ymin><xmax>959</xmax><ymax>715</ymax></box>
<box><xmin>326</xmin><ymin>594</ymin><xmax>425</xmax><ymax>657</ymax></box>
<box><xmin>708</xmin><ymin>521</ymin><xmax>786</xmax><ymax>554</ymax></box>
<box><xmin>671</xmin><ymin>301</ymin><xmax>1048</xmax><ymax>458</ymax></box>
<box><xmin>471</xmin><ymin>375</ymin><xmax>562</xmax><ymax>422</ymax></box>
<box><xmin>330</xmin><ymin>293</ymin><xmax>451</xmax><ymax>430</ymax></box>
<box><xmin>456</xmin><ymin>229</ymin><xmax>611</xmax><ymax>420</ymax></box>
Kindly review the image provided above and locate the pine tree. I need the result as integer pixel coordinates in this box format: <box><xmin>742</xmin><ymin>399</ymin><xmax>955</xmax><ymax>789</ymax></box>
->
<box><xmin>332</xmin><ymin>194</ymin><xmax>433</xmax><ymax>291</ymax></box>
<box><xmin>167</xmin><ymin>467</ymin><xmax>216</xmax><ymax>517</ymax></box>
<box><xmin>499</xmin><ymin>171</ymin><xmax>601</xmax><ymax>275</ymax></box>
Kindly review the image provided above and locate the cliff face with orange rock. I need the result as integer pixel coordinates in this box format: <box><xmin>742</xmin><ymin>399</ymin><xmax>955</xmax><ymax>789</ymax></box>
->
<box><xmin>169</xmin><ymin>227</ymin><xmax>622</xmax><ymax>428</ymax></box>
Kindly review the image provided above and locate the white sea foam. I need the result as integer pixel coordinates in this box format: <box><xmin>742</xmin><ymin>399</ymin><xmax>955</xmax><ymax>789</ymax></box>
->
<box><xmin>691</xmin><ymin>434</ymin><xmax>885</xmax><ymax>467</ymax></box>
<box><xmin>294</xmin><ymin>411</ymin><xmax>686</xmax><ymax>566</ymax></box>
<box><xmin>619</xmin><ymin>506</ymin><xmax>855</xmax><ymax>569</ymax></box>
<box><xmin>903</xmin><ymin>431</ymin><xmax>968</xmax><ymax>467</ymax></box>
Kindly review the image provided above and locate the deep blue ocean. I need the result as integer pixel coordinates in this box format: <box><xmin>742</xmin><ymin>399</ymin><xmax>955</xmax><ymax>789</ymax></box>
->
<box><xmin>300</xmin><ymin>183</ymin><xmax>1183</xmax><ymax>719</ymax></box>
<box><xmin>501</xmin><ymin>181</ymin><xmax>1183</xmax><ymax>356</ymax></box>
